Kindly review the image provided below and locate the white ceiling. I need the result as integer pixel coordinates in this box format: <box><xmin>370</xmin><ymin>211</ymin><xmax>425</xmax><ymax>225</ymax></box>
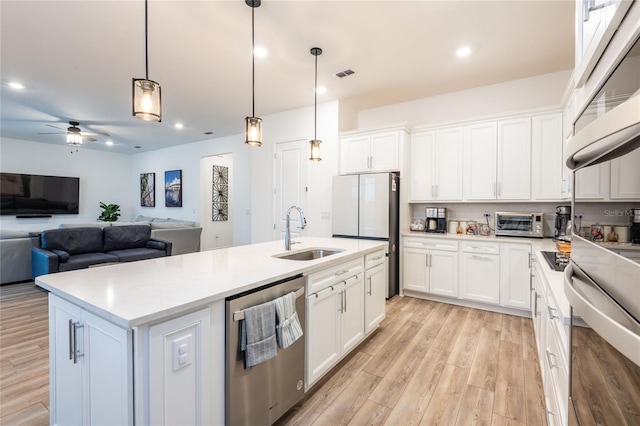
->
<box><xmin>0</xmin><ymin>0</ymin><xmax>574</xmax><ymax>154</ymax></box>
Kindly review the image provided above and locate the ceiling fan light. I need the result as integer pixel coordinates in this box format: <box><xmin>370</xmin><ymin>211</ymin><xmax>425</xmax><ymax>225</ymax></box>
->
<box><xmin>66</xmin><ymin>129</ymin><xmax>83</xmax><ymax>146</ymax></box>
<box><xmin>245</xmin><ymin>116</ymin><xmax>262</xmax><ymax>146</ymax></box>
<box><xmin>132</xmin><ymin>78</ymin><xmax>162</xmax><ymax>122</ymax></box>
<box><xmin>309</xmin><ymin>139</ymin><xmax>322</xmax><ymax>161</ymax></box>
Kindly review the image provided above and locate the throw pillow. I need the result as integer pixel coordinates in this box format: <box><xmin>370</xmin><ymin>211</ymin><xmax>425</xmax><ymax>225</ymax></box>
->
<box><xmin>52</xmin><ymin>249</ymin><xmax>70</xmax><ymax>262</ymax></box>
<box><xmin>146</xmin><ymin>240</ymin><xmax>166</xmax><ymax>250</ymax></box>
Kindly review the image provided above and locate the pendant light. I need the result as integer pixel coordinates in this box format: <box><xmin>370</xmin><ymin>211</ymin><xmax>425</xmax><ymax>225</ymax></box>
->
<box><xmin>309</xmin><ymin>47</ymin><xmax>323</xmax><ymax>161</ymax></box>
<box><xmin>132</xmin><ymin>0</ymin><xmax>162</xmax><ymax>122</ymax></box>
<box><xmin>245</xmin><ymin>0</ymin><xmax>262</xmax><ymax>146</ymax></box>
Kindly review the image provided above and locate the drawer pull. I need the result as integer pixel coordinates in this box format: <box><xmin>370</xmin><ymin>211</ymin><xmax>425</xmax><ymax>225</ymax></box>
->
<box><xmin>548</xmin><ymin>306</ymin><xmax>560</xmax><ymax>320</ymax></box>
<box><xmin>470</xmin><ymin>255</ymin><xmax>492</xmax><ymax>260</ymax></box>
<box><xmin>546</xmin><ymin>349</ymin><xmax>559</xmax><ymax>369</ymax></box>
<box><xmin>335</xmin><ymin>269</ymin><xmax>349</xmax><ymax>276</ymax></box>
<box><xmin>371</xmin><ymin>255</ymin><xmax>383</xmax><ymax>261</ymax></box>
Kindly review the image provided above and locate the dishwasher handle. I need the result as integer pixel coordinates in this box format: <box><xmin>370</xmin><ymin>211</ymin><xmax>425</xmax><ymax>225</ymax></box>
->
<box><xmin>233</xmin><ymin>286</ymin><xmax>305</xmax><ymax>321</ymax></box>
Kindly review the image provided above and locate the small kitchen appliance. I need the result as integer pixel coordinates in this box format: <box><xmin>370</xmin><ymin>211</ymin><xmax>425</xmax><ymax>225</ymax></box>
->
<box><xmin>632</xmin><ymin>208</ymin><xmax>640</xmax><ymax>244</ymax></box>
<box><xmin>495</xmin><ymin>212</ymin><xmax>544</xmax><ymax>238</ymax></box>
<box><xmin>554</xmin><ymin>205</ymin><xmax>572</xmax><ymax>241</ymax></box>
<box><xmin>425</xmin><ymin>207</ymin><xmax>447</xmax><ymax>234</ymax></box>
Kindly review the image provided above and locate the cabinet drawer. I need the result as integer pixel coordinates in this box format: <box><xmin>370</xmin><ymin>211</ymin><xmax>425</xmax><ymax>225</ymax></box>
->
<box><xmin>365</xmin><ymin>249</ymin><xmax>386</xmax><ymax>269</ymax></box>
<box><xmin>307</xmin><ymin>258</ymin><xmax>364</xmax><ymax>293</ymax></box>
<box><xmin>460</xmin><ymin>240</ymin><xmax>500</xmax><ymax>254</ymax></box>
<box><xmin>403</xmin><ymin>237</ymin><xmax>458</xmax><ymax>252</ymax></box>
<box><xmin>545</xmin><ymin>320</ymin><xmax>568</xmax><ymax>425</ymax></box>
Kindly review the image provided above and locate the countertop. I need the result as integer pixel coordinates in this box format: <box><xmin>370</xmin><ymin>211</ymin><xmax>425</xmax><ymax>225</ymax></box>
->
<box><xmin>35</xmin><ymin>237</ymin><xmax>386</xmax><ymax>328</ymax></box>
<box><xmin>402</xmin><ymin>231</ymin><xmax>571</xmax><ymax>324</ymax></box>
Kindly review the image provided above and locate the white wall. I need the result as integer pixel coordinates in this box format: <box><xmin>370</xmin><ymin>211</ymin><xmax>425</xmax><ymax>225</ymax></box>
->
<box><xmin>0</xmin><ymin>138</ymin><xmax>131</xmax><ymax>232</ymax></box>
<box><xmin>357</xmin><ymin>70</ymin><xmax>572</xmax><ymax>129</ymax></box>
<box><xmin>129</xmin><ymin>135</ymin><xmax>252</xmax><ymax>247</ymax></box>
<box><xmin>251</xmin><ymin>101</ymin><xmax>339</xmax><ymax>243</ymax></box>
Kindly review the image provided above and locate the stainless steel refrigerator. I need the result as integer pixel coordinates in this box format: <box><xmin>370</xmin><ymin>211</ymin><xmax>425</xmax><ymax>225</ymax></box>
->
<box><xmin>332</xmin><ymin>172</ymin><xmax>399</xmax><ymax>298</ymax></box>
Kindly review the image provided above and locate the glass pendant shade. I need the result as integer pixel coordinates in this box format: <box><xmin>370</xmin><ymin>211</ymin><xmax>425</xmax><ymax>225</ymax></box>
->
<box><xmin>132</xmin><ymin>78</ymin><xmax>162</xmax><ymax>122</ymax></box>
<box><xmin>309</xmin><ymin>139</ymin><xmax>322</xmax><ymax>161</ymax></box>
<box><xmin>66</xmin><ymin>132</ymin><xmax>82</xmax><ymax>146</ymax></box>
<box><xmin>245</xmin><ymin>117</ymin><xmax>262</xmax><ymax>146</ymax></box>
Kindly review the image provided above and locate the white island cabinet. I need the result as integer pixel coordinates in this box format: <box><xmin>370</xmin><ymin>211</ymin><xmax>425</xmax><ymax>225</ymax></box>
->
<box><xmin>36</xmin><ymin>237</ymin><xmax>386</xmax><ymax>426</ymax></box>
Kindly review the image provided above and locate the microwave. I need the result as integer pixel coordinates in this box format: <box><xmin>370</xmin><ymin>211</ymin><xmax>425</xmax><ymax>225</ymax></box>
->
<box><xmin>495</xmin><ymin>212</ymin><xmax>544</xmax><ymax>238</ymax></box>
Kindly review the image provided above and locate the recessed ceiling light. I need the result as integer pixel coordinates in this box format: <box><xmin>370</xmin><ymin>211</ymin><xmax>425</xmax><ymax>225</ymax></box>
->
<box><xmin>254</xmin><ymin>46</ymin><xmax>268</xmax><ymax>58</ymax></box>
<box><xmin>106</xmin><ymin>140</ymin><xmax>114</xmax><ymax>146</ymax></box>
<box><xmin>8</xmin><ymin>82</ymin><xmax>25</xmax><ymax>90</ymax></box>
<box><xmin>316</xmin><ymin>86</ymin><xmax>327</xmax><ymax>94</ymax></box>
<box><xmin>175</xmin><ymin>123</ymin><xmax>184</xmax><ymax>129</ymax></box>
<box><xmin>456</xmin><ymin>46</ymin><xmax>472</xmax><ymax>58</ymax></box>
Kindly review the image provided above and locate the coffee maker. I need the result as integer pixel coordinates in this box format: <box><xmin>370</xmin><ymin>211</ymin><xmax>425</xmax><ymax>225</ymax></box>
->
<box><xmin>554</xmin><ymin>205</ymin><xmax>572</xmax><ymax>241</ymax></box>
<box><xmin>632</xmin><ymin>208</ymin><xmax>640</xmax><ymax>244</ymax></box>
<box><xmin>425</xmin><ymin>207</ymin><xmax>447</xmax><ymax>233</ymax></box>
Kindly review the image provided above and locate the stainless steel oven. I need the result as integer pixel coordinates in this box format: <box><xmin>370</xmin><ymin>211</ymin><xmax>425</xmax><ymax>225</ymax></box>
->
<box><xmin>495</xmin><ymin>212</ymin><xmax>544</xmax><ymax>238</ymax></box>
<box><xmin>565</xmin><ymin>3</ymin><xmax>640</xmax><ymax>424</ymax></box>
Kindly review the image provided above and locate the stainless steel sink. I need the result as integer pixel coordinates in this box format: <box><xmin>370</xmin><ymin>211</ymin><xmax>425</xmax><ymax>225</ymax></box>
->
<box><xmin>274</xmin><ymin>248</ymin><xmax>344</xmax><ymax>261</ymax></box>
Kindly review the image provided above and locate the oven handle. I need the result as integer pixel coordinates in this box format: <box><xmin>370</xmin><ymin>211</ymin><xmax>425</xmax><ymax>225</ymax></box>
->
<box><xmin>564</xmin><ymin>263</ymin><xmax>640</xmax><ymax>367</ymax></box>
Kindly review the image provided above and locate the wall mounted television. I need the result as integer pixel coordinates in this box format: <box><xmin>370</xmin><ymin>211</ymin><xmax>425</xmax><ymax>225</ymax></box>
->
<box><xmin>0</xmin><ymin>173</ymin><xmax>80</xmax><ymax>216</ymax></box>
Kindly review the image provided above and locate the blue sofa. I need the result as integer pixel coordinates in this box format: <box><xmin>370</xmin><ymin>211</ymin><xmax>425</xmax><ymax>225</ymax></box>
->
<box><xmin>32</xmin><ymin>225</ymin><xmax>171</xmax><ymax>278</ymax></box>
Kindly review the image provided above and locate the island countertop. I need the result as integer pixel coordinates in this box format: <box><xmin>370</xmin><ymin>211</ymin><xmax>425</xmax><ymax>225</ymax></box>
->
<box><xmin>35</xmin><ymin>237</ymin><xmax>386</xmax><ymax>328</ymax></box>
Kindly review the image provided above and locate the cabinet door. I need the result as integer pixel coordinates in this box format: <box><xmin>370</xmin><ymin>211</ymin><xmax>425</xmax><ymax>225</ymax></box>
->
<box><xmin>409</xmin><ymin>131</ymin><xmax>435</xmax><ymax>201</ymax></box>
<box><xmin>49</xmin><ymin>295</ymin><xmax>83</xmax><ymax>426</ymax></box>
<box><xmin>365</xmin><ymin>262</ymin><xmax>387</xmax><ymax>334</ymax></box>
<box><xmin>429</xmin><ymin>250</ymin><xmax>459</xmax><ymax>297</ymax></box>
<box><xmin>459</xmin><ymin>253</ymin><xmax>500</xmax><ymax>304</ymax></box>
<box><xmin>610</xmin><ymin>147</ymin><xmax>640</xmax><ymax>199</ymax></box>
<box><xmin>499</xmin><ymin>243</ymin><xmax>532</xmax><ymax>310</ymax></box>
<box><xmin>340</xmin><ymin>135</ymin><xmax>370</xmax><ymax>174</ymax></box>
<box><xmin>434</xmin><ymin>128</ymin><xmax>463</xmax><ymax>200</ymax></box>
<box><xmin>497</xmin><ymin>118</ymin><xmax>531</xmax><ymax>200</ymax></box>
<box><xmin>306</xmin><ymin>287</ymin><xmax>340</xmax><ymax>385</ymax></box>
<box><xmin>370</xmin><ymin>131</ymin><xmax>399</xmax><ymax>172</ymax></box>
<box><xmin>464</xmin><ymin>122</ymin><xmax>498</xmax><ymax>200</ymax></box>
<box><xmin>83</xmin><ymin>310</ymin><xmax>133</xmax><ymax>426</ymax></box>
<box><xmin>575</xmin><ymin>161</ymin><xmax>609</xmax><ymax>199</ymax></box>
<box><xmin>340</xmin><ymin>276</ymin><xmax>365</xmax><ymax>354</ymax></box>
<box><xmin>532</xmin><ymin>113</ymin><xmax>563</xmax><ymax>200</ymax></box>
<box><xmin>403</xmin><ymin>248</ymin><xmax>429</xmax><ymax>293</ymax></box>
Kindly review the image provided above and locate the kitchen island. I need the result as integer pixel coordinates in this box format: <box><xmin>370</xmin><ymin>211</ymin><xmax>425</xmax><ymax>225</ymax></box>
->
<box><xmin>36</xmin><ymin>237</ymin><xmax>387</xmax><ymax>425</ymax></box>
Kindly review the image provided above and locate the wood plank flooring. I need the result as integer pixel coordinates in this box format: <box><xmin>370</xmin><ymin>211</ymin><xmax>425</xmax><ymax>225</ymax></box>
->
<box><xmin>0</xmin><ymin>282</ymin><xmax>546</xmax><ymax>425</ymax></box>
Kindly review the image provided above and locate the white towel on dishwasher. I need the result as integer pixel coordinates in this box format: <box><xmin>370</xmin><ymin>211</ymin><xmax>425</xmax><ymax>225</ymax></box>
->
<box><xmin>274</xmin><ymin>292</ymin><xmax>303</xmax><ymax>349</ymax></box>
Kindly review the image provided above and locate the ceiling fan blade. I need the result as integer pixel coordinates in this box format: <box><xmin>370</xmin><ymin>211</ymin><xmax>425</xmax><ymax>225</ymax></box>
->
<box><xmin>82</xmin><ymin>135</ymin><xmax>97</xmax><ymax>142</ymax></box>
<box><xmin>81</xmin><ymin>131</ymin><xmax>110</xmax><ymax>137</ymax></box>
<box><xmin>46</xmin><ymin>124</ymin><xmax>66</xmax><ymax>130</ymax></box>
<box><xmin>37</xmin><ymin>132</ymin><xmax>64</xmax><ymax>135</ymax></box>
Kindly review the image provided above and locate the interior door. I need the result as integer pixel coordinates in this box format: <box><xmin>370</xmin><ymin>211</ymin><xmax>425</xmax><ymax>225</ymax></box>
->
<box><xmin>274</xmin><ymin>139</ymin><xmax>308</xmax><ymax>240</ymax></box>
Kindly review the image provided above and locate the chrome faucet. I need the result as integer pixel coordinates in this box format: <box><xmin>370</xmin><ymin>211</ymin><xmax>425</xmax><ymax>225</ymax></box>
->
<box><xmin>285</xmin><ymin>206</ymin><xmax>307</xmax><ymax>250</ymax></box>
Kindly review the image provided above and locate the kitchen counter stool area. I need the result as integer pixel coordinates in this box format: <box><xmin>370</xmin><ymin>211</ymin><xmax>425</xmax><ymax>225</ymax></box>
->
<box><xmin>0</xmin><ymin>281</ymin><xmax>547</xmax><ymax>426</ymax></box>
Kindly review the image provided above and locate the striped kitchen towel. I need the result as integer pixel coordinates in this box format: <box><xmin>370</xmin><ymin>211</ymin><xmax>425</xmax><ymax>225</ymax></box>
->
<box><xmin>241</xmin><ymin>300</ymin><xmax>277</xmax><ymax>368</ymax></box>
<box><xmin>275</xmin><ymin>292</ymin><xmax>304</xmax><ymax>349</ymax></box>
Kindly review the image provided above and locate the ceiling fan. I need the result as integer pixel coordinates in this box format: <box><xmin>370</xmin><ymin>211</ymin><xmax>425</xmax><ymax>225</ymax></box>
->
<box><xmin>38</xmin><ymin>121</ymin><xmax>110</xmax><ymax>145</ymax></box>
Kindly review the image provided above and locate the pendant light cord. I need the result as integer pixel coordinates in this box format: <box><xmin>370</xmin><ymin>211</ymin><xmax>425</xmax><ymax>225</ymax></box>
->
<box><xmin>251</xmin><ymin>5</ymin><xmax>255</xmax><ymax>117</ymax></box>
<box><xmin>144</xmin><ymin>0</ymin><xmax>149</xmax><ymax>80</ymax></box>
<box><xmin>314</xmin><ymin>53</ymin><xmax>318</xmax><ymax>140</ymax></box>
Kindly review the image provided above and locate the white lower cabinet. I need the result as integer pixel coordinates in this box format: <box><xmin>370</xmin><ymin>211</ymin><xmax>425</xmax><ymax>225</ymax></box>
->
<box><xmin>499</xmin><ymin>243</ymin><xmax>532</xmax><ymax>310</ymax></box>
<box><xmin>49</xmin><ymin>294</ymin><xmax>132</xmax><ymax>426</ymax></box>
<box><xmin>306</xmin><ymin>258</ymin><xmax>366</xmax><ymax>387</ymax></box>
<box><xmin>403</xmin><ymin>238</ymin><xmax>459</xmax><ymax>297</ymax></box>
<box><xmin>459</xmin><ymin>241</ymin><xmax>500</xmax><ymax>305</ymax></box>
<box><xmin>364</xmin><ymin>250</ymin><xmax>387</xmax><ymax>334</ymax></box>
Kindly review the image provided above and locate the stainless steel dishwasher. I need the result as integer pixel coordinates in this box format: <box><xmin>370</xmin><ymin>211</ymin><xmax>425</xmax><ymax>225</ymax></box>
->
<box><xmin>225</xmin><ymin>274</ymin><xmax>306</xmax><ymax>425</ymax></box>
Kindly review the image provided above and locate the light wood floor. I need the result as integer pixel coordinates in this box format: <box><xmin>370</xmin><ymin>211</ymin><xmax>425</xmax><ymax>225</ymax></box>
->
<box><xmin>0</xmin><ymin>282</ymin><xmax>546</xmax><ymax>425</ymax></box>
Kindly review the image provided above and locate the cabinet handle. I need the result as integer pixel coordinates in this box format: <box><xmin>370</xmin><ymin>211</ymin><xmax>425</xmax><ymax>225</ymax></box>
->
<box><xmin>546</xmin><ymin>349</ymin><xmax>559</xmax><ymax>369</ymax></box>
<box><xmin>498</xmin><ymin>182</ymin><xmax>501</xmax><ymax>197</ymax></box>
<box><xmin>533</xmin><ymin>293</ymin><xmax>539</xmax><ymax>317</ymax></box>
<box><xmin>372</xmin><ymin>256</ymin><xmax>383</xmax><ymax>261</ymax></box>
<box><xmin>470</xmin><ymin>255</ymin><xmax>491</xmax><ymax>260</ymax></box>
<box><xmin>72</xmin><ymin>321</ymin><xmax>84</xmax><ymax>364</ymax></box>
<box><xmin>583</xmin><ymin>0</ymin><xmax>605</xmax><ymax>22</ymax></box>
<box><xmin>335</xmin><ymin>269</ymin><xmax>349</xmax><ymax>276</ymax></box>
<box><xmin>368</xmin><ymin>277</ymin><xmax>372</xmax><ymax>296</ymax></box>
<box><xmin>68</xmin><ymin>319</ymin><xmax>74</xmax><ymax>361</ymax></box>
<box><xmin>548</xmin><ymin>306</ymin><xmax>559</xmax><ymax>320</ymax></box>
<box><xmin>344</xmin><ymin>289</ymin><xmax>347</xmax><ymax>312</ymax></box>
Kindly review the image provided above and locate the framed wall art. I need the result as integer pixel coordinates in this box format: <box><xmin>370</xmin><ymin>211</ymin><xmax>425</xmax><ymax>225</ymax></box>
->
<box><xmin>164</xmin><ymin>170</ymin><xmax>182</xmax><ymax>207</ymax></box>
<box><xmin>140</xmin><ymin>172</ymin><xmax>155</xmax><ymax>207</ymax></box>
<box><xmin>212</xmin><ymin>165</ymin><xmax>228</xmax><ymax>221</ymax></box>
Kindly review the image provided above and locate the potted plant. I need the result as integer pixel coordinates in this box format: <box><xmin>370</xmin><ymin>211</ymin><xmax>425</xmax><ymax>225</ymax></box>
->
<box><xmin>98</xmin><ymin>202</ymin><xmax>121</xmax><ymax>222</ymax></box>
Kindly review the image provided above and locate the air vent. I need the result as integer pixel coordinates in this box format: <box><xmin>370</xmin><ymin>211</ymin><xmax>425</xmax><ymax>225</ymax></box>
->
<box><xmin>335</xmin><ymin>69</ymin><xmax>355</xmax><ymax>78</ymax></box>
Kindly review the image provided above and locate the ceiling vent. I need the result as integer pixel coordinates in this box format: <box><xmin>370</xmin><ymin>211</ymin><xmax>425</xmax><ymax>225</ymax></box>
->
<box><xmin>335</xmin><ymin>69</ymin><xmax>355</xmax><ymax>78</ymax></box>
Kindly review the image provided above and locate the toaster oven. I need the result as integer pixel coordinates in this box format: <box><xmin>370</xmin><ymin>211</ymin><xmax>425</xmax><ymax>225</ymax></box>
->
<box><xmin>495</xmin><ymin>212</ymin><xmax>544</xmax><ymax>238</ymax></box>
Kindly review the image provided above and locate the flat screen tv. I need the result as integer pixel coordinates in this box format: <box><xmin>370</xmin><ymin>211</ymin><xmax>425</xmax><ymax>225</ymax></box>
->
<box><xmin>0</xmin><ymin>173</ymin><xmax>80</xmax><ymax>216</ymax></box>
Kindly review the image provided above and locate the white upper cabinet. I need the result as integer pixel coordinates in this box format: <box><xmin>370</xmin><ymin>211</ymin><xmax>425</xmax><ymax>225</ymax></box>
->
<box><xmin>340</xmin><ymin>127</ymin><xmax>407</xmax><ymax>174</ymax></box>
<box><xmin>463</xmin><ymin>122</ymin><xmax>498</xmax><ymax>200</ymax></box>
<box><xmin>575</xmin><ymin>161</ymin><xmax>610</xmax><ymax>199</ymax></box>
<box><xmin>610</xmin><ymin>147</ymin><xmax>640</xmax><ymax>199</ymax></box>
<box><xmin>497</xmin><ymin>117</ymin><xmax>532</xmax><ymax>200</ymax></box>
<box><xmin>409</xmin><ymin>128</ymin><xmax>462</xmax><ymax>201</ymax></box>
<box><xmin>532</xmin><ymin>113</ymin><xmax>563</xmax><ymax>200</ymax></box>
